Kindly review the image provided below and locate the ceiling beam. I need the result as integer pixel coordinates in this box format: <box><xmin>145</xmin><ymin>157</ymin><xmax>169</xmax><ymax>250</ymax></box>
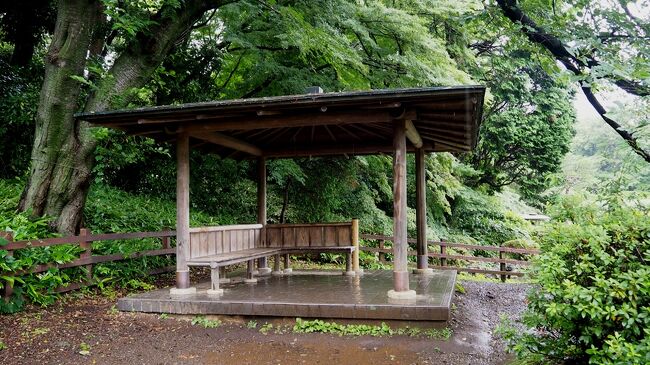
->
<box><xmin>190</xmin><ymin>132</ymin><xmax>263</xmax><ymax>156</ymax></box>
<box><xmin>184</xmin><ymin>109</ymin><xmax>416</xmax><ymax>133</ymax></box>
<box><xmin>264</xmin><ymin>143</ymin><xmax>434</xmax><ymax>159</ymax></box>
<box><xmin>404</xmin><ymin>120</ymin><xmax>423</xmax><ymax>148</ymax></box>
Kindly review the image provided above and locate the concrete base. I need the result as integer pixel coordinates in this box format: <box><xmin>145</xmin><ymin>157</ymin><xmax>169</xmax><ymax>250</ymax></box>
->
<box><xmin>244</xmin><ymin>278</ymin><xmax>258</xmax><ymax>284</ymax></box>
<box><xmin>169</xmin><ymin>287</ymin><xmax>196</xmax><ymax>296</ymax></box>
<box><xmin>219</xmin><ymin>278</ymin><xmax>231</xmax><ymax>284</ymax></box>
<box><xmin>344</xmin><ymin>271</ymin><xmax>356</xmax><ymax>276</ymax></box>
<box><xmin>119</xmin><ymin>270</ymin><xmax>456</xmax><ymax>321</ymax></box>
<box><xmin>206</xmin><ymin>289</ymin><xmax>224</xmax><ymax>296</ymax></box>
<box><xmin>387</xmin><ymin>289</ymin><xmax>417</xmax><ymax>300</ymax></box>
<box><xmin>271</xmin><ymin>270</ymin><xmax>284</xmax><ymax>276</ymax></box>
<box><xmin>258</xmin><ymin>267</ymin><xmax>272</xmax><ymax>275</ymax></box>
<box><xmin>412</xmin><ymin>268</ymin><xmax>435</xmax><ymax>275</ymax></box>
<box><xmin>355</xmin><ymin>269</ymin><xmax>365</xmax><ymax>275</ymax></box>
<box><xmin>252</xmin><ymin>270</ymin><xmax>260</xmax><ymax>275</ymax></box>
<box><xmin>283</xmin><ymin>268</ymin><xmax>293</xmax><ymax>274</ymax></box>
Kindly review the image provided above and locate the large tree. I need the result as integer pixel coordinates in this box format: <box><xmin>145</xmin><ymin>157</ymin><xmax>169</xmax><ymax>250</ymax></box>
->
<box><xmin>16</xmin><ymin>0</ymin><xmax>233</xmax><ymax>233</ymax></box>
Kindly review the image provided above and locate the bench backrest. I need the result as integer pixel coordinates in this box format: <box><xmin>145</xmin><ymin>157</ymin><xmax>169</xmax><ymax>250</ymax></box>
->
<box><xmin>264</xmin><ymin>223</ymin><xmax>353</xmax><ymax>248</ymax></box>
<box><xmin>189</xmin><ymin>224</ymin><xmax>263</xmax><ymax>259</ymax></box>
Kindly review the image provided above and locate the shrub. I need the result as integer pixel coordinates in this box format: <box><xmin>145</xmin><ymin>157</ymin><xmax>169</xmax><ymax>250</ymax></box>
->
<box><xmin>501</xmin><ymin>199</ymin><xmax>650</xmax><ymax>364</ymax></box>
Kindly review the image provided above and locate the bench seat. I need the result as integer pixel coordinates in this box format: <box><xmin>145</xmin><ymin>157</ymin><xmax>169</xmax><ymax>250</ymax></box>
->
<box><xmin>187</xmin><ymin>248</ymin><xmax>282</xmax><ymax>267</ymax></box>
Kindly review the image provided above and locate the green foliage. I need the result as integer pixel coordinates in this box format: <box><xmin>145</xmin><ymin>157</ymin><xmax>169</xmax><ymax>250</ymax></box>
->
<box><xmin>246</xmin><ymin>320</ymin><xmax>257</xmax><ymax>329</ymax></box>
<box><xmin>501</xmin><ymin>198</ymin><xmax>650</xmax><ymax>364</ymax></box>
<box><xmin>78</xmin><ymin>342</ymin><xmax>91</xmax><ymax>356</ymax></box>
<box><xmin>0</xmin><ymin>54</ymin><xmax>42</xmax><ymax>178</ymax></box>
<box><xmin>463</xmin><ymin>32</ymin><xmax>576</xmax><ymax>200</ymax></box>
<box><xmin>0</xmin><ymin>179</ymin><xmax>224</xmax><ymax>312</ymax></box>
<box><xmin>292</xmin><ymin>318</ymin><xmax>452</xmax><ymax>339</ymax></box>
<box><xmin>190</xmin><ymin>316</ymin><xmax>222</xmax><ymax>328</ymax></box>
<box><xmin>293</xmin><ymin>318</ymin><xmax>393</xmax><ymax>337</ymax></box>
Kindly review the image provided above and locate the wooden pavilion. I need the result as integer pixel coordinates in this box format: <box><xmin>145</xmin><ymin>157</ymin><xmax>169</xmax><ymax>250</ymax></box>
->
<box><xmin>77</xmin><ymin>86</ymin><xmax>485</xmax><ymax>303</ymax></box>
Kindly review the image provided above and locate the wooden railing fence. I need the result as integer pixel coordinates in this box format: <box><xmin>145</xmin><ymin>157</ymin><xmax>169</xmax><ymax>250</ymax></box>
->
<box><xmin>360</xmin><ymin>234</ymin><xmax>540</xmax><ymax>281</ymax></box>
<box><xmin>0</xmin><ymin>228</ymin><xmax>540</xmax><ymax>301</ymax></box>
<box><xmin>1</xmin><ymin>229</ymin><xmax>176</xmax><ymax>301</ymax></box>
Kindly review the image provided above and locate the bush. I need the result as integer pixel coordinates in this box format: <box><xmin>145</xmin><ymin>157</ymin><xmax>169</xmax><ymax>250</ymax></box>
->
<box><xmin>501</xmin><ymin>198</ymin><xmax>650</xmax><ymax>364</ymax></box>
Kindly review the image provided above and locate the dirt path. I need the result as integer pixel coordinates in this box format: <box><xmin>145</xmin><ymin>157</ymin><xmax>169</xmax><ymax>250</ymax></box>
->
<box><xmin>0</xmin><ymin>280</ymin><xmax>530</xmax><ymax>365</ymax></box>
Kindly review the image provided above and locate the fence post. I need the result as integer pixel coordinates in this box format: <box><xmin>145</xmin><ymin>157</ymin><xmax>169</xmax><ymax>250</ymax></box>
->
<box><xmin>378</xmin><ymin>239</ymin><xmax>385</xmax><ymax>263</ymax></box>
<box><xmin>161</xmin><ymin>227</ymin><xmax>171</xmax><ymax>249</ymax></box>
<box><xmin>499</xmin><ymin>249</ymin><xmax>506</xmax><ymax>282</ymax></box>
<box><xmin>440</xmin><ymin>243</ymin><xmax>447</xmax><ymax>267</ymax></box>
<box><xmin>79</xmin><ymin>228</ymin><xmax>93</xmax><ymax>283</ymax></box>
<box><xmin>2</xmin><ymin>232</ymin><xmax>14</xmax><ymax>301</ymax></box>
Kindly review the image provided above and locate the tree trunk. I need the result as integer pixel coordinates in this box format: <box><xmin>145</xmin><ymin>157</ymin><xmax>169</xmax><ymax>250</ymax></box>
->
<box><xmin>280</xmin><ymin>181</ymin><xmax>291</xmax><ymax>223</ymax></box>
<box><xmin>19</xmin><ymin>0</ymin><xmax>226</xmax><ymax>234</ymax></box>
<box><xmin>18</xmin><ymin>0</ymin><xmax>102</xmax><ymax>234</ymax></box>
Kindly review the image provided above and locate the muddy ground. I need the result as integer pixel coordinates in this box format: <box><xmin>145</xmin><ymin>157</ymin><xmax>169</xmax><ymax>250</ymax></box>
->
<box><xmin>0</xmin><ymin>279</ymin><xmax>530</xmax><ymax>365</ymax></box>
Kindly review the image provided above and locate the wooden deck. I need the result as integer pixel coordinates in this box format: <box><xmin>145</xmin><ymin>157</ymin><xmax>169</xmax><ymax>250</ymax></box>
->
<box><xmin>117</xmin><ymin>270</ymin><xmax>456</xmax><ymax>321</ymax></box>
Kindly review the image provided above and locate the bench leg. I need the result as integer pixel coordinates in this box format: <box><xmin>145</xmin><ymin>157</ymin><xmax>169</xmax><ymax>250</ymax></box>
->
<box><xmin>219</xmin><ymin>266</ymin><xmax>230</xmax><ymax>284</ymax></box>
<box><xmin>344</xmin><ymin>252</ymin><xmax>355</xmax><ymax>276</ymax></box>
<box><xmin>283</xmin><ymin>254</ymin><xmax>292</xmax><ymax>274</ymax></box>
<box><xmin>272</xmin><ymin>254</ymin><xmax>283</xmax><ymax>276</ymax></box>
<box><xmin>207</xmin><ymin>264</ymin><xmax>224</xmax><ymax>295</ymax></box>
<box><xmin>245</xmin><ymin>260</ymin><xmax>257</xmax><ymax>283</ymax></box>
<box><xmin>257</xmin><ymin>257</ymin><xmax>272</xmax><ymax>275</ymax></box>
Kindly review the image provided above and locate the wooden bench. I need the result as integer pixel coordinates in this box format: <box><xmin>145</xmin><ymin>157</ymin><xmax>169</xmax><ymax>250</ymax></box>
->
<box><xmin>186</xmin><ymin>222</ymin><xmax>356</xmax><ymax>295</ymax></box>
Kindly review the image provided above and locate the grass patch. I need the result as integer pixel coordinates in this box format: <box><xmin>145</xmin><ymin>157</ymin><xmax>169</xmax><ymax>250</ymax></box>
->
<box><xmin>190</xmin><ymin>316</ymin><xmax>222</xmax><ymax>328</ymax></box>
<box><xmin>291</xmin><ymin>318</ymin><xmax>453</xmax><ymax>339</ymax></box>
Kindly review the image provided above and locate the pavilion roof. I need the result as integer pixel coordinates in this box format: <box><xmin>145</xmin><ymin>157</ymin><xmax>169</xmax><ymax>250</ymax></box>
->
<box><xmin>76</xmin><ymin>86</ymin><xmax>485</xmax><ymax>159</ymax></box>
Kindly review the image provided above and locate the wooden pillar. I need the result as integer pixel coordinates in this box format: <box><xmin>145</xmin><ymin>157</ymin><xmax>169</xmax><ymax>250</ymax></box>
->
<box><xmin>390</xmin><ymin>120</ymin><xmax>412</xmax><ymax>296</ymax></box>
<box><xmin>171</xmin><ymin>132</ymin><xmax>194</xmax><ymax>294</ymax></box>
<box><xmin>352</xmin><ymin>219</ymin><xmax>361</xmax><ymax>274</ymax></box>
<box><xmin>414</xmin><ymin>148</ymin><xmax>431</xmax><ymax>274</ymax></box>
<box><xmin>257</xmin><ymin>157</ymin><xmax>270</xmax><ymax>272</ymax></box>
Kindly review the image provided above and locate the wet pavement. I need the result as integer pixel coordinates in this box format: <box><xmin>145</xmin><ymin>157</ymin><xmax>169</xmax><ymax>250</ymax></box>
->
<box><xmin>118</xmin><ymin>270</ymin><xmax>456</xmax><ymax>321</ymax></box>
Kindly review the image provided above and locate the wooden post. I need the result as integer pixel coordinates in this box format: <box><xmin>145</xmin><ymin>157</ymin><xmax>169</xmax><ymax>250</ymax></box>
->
<box><xmin>378</xmin><ymin>239</ymin><xmax>385</xmax><ymax>263</ymax></box>
<box><xmin>2</xmin><ymin>232</ymin><xmax>13</xmax><ymax>301</ymax></box>
<box><xmin>283</xmin><ymin>254</ymin><xmax>292</xmax><ymax>273</ymax></box>
<box><xmin>272</xmin><ymin>254</ymin><xmax>282</xmax><ymax>275</ymax></box>
<box><xmin>171</xmin><ymin>132</ymin><xmax>195</xmax><ymax>294</ymax></box>
<box><xmin>257</xmin><ymin>157</ymin><xmax>270</xmax><ymax>273</ymax></box>
<box><xmin>352</xmin><ymin>219</ymin><xmax>361</xmax><ymax>273</ymax></box>
<box><xmin>79</xmin><ymin>228</ymin><xmax>93</xmax><ymax>282</ymax></box>
<box><xmin>207</xmin><ymin>263</ymin><xmax>223</xmax><ymax>295</ymax></box>
<box><xmin>388</xmin><ymin>119</ymin><xmax>414</xmax><ymax>299</ymax></box>
<box><xmin>499</xmin><ymin>250</ymin><xmax>506</xmax><ymax>282</ymax></box>
<box><xmin>440</xmin><ymin>243</ymin><xmax>447</xmax><ymax>267</ymax></box>
<box><xmin>161</xmin><ymin>227</ymin><xmax>171</xmax><ymax>249</ymax></box>
<box><xmin>414</xmin><ymin>148</ymin><xmax>430</xmax><ymax>273</ymax></box>
<box><xmin>245</xmin><ymin>260</ymin><xmax>257</xmax><ymax>283</ymax></box>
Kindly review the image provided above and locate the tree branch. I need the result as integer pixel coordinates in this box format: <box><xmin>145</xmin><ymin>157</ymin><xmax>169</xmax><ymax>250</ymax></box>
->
<box><xmin>496</xmin><ymin>0</ymin><xmax>650</xmax><ymax>163</ymax></box>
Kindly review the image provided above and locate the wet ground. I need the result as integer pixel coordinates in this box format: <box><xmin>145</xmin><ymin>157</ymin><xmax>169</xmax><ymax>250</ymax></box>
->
<box><xmin>0</xmin><ymin>280</ymin><xmax>530</xmax><ymax>365</ymax></box>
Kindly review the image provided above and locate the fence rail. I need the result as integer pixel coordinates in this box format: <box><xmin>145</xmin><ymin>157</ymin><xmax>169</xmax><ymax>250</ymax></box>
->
<box><xmin>1</xmin><ymin>229</ymin><xmax>176</xmax><ymax>300</ymax></box>
<box><xmin>1</xmin><ymin>229</ymin><xmax>540</xmax><ymax>301</ymax></box>
<box><xmin>360</xmin><ymin>234</ymin><xmax>539</xmax><ymax>281</ymax></box>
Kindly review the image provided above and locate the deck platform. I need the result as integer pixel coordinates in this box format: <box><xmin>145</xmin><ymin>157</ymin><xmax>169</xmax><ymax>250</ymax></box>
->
<box><xmin>117</xmin><ymin>270</ymin><xmax>456</xmax><ymax>321</ymax></box>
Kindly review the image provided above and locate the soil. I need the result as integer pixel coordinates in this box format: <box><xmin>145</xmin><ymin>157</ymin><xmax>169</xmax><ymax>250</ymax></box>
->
<box><xmin>0</xmin><ymin>278</ymin><xmax>531</xmax><ymax>365</ymax></box>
